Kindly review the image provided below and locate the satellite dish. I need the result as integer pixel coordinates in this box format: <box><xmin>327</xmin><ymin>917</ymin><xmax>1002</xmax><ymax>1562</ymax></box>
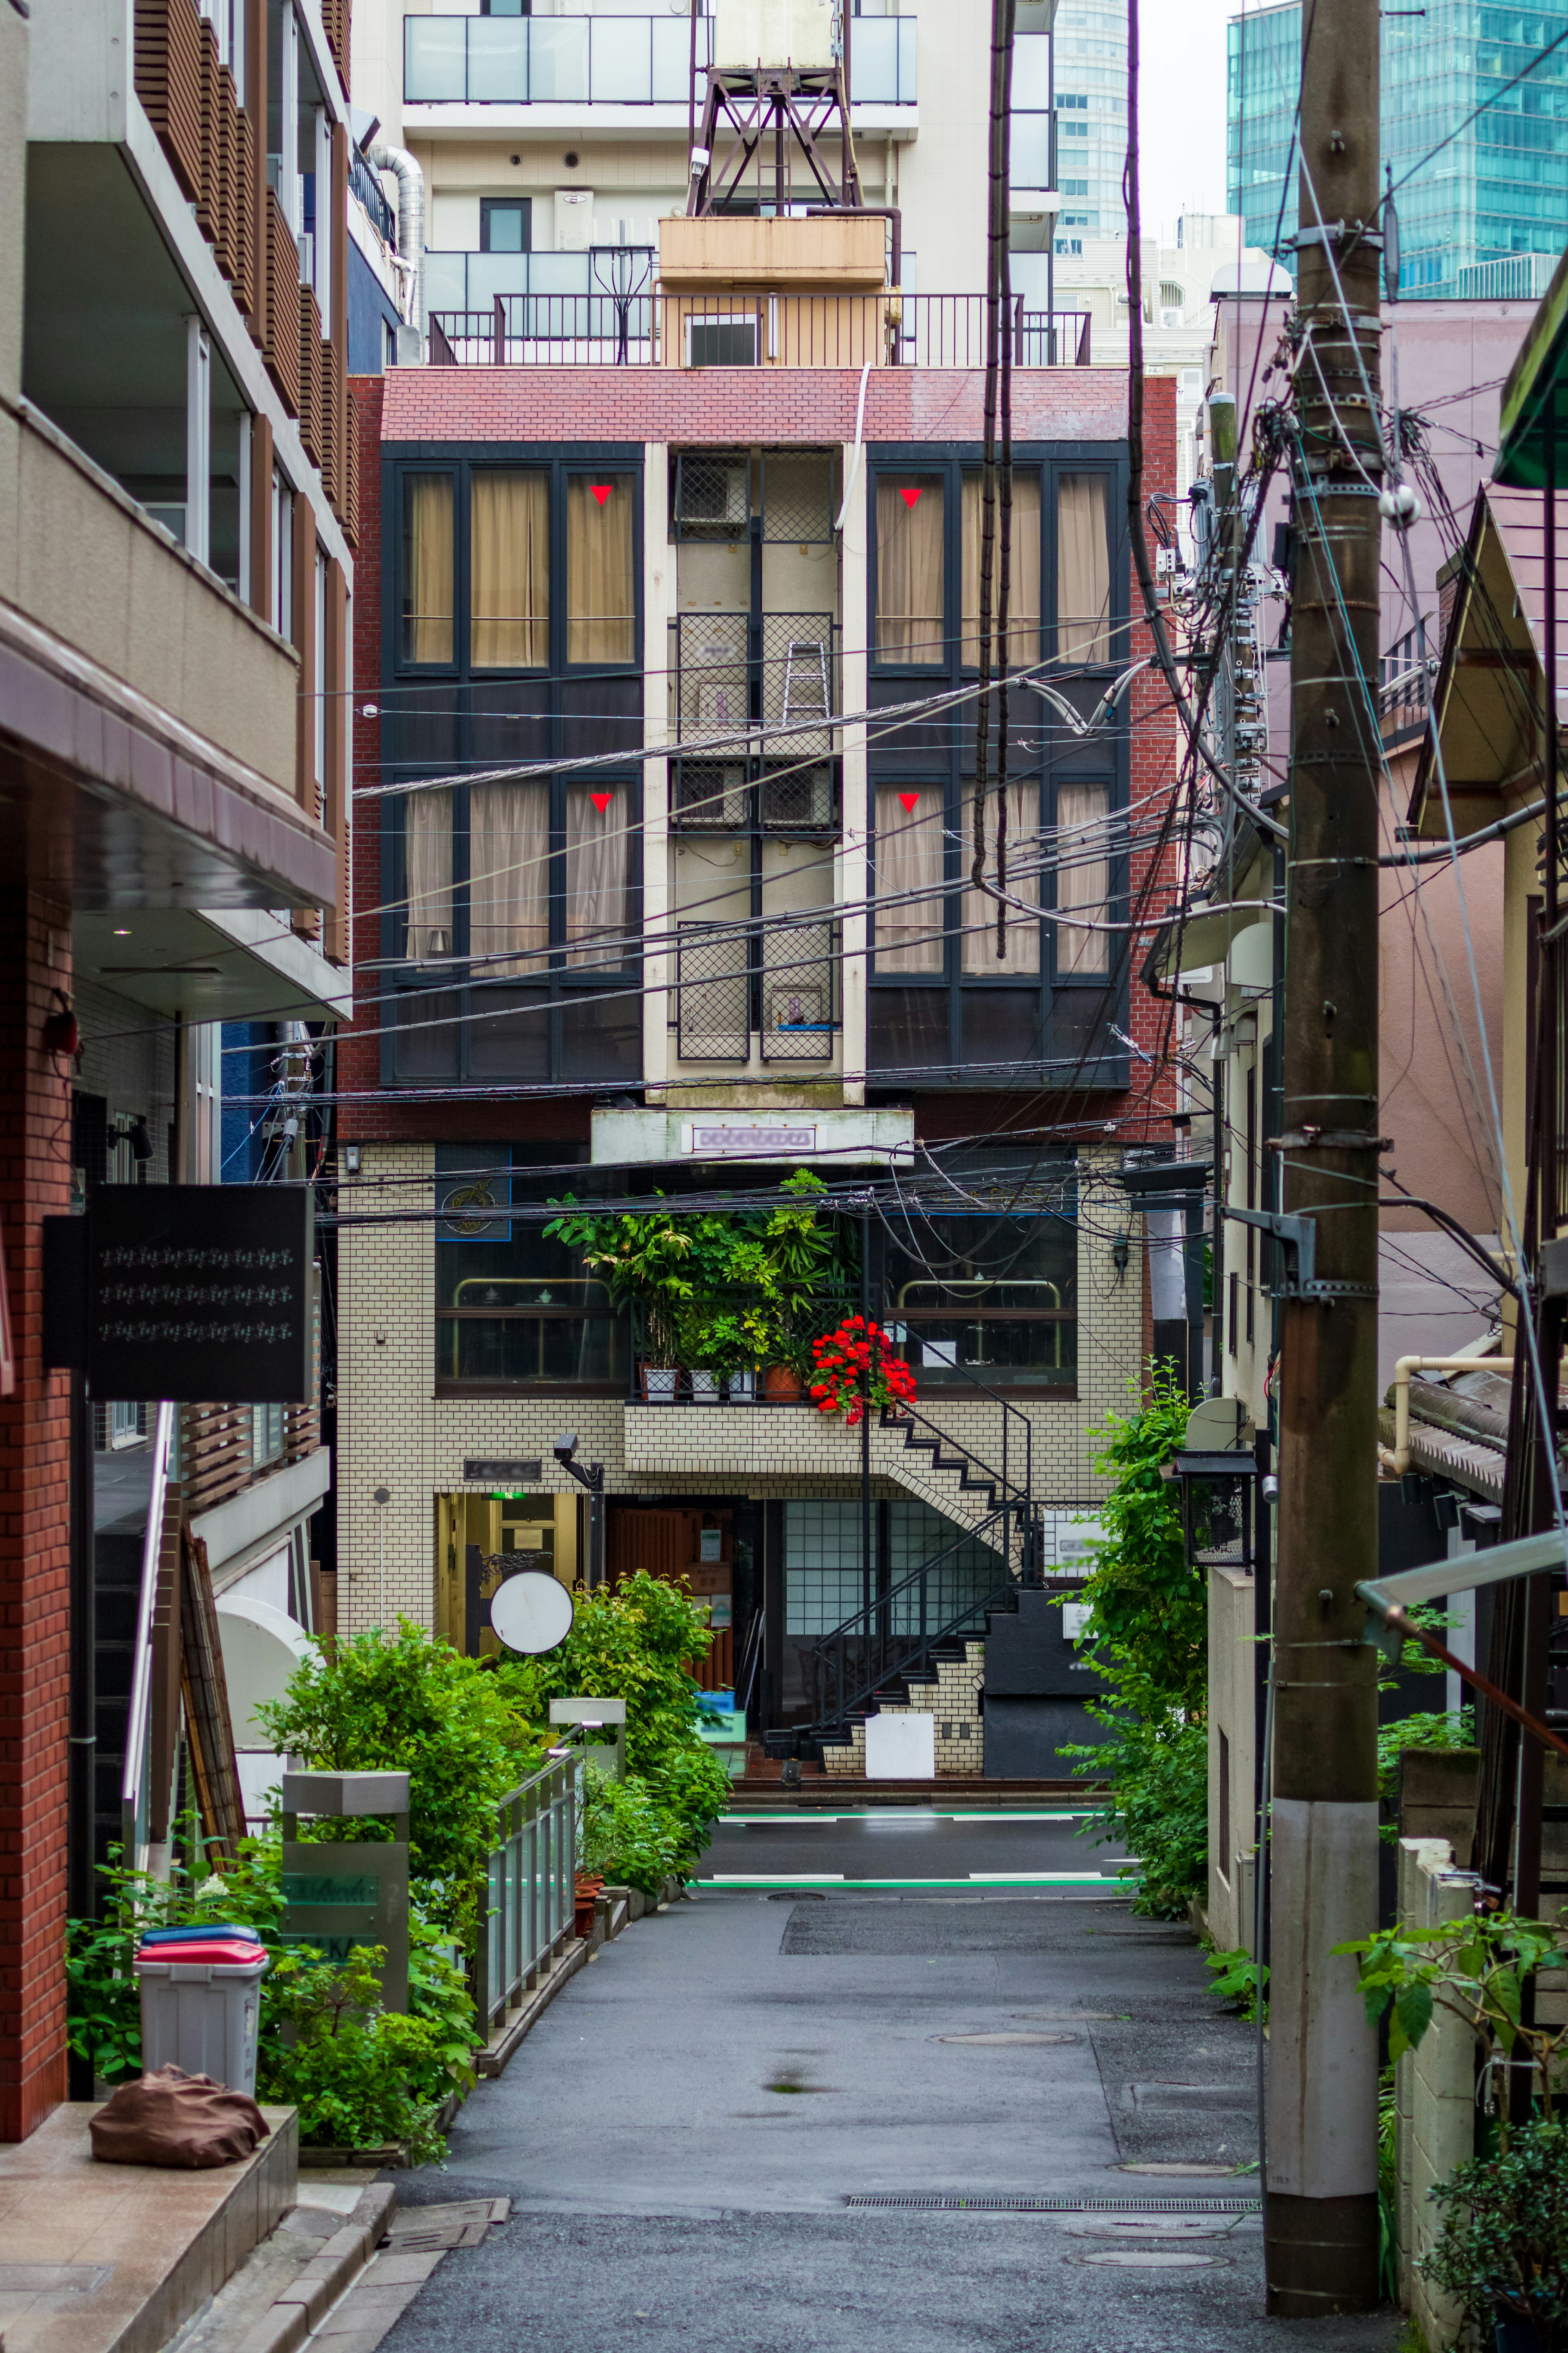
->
<box><xmin>489</xmin><ymin>1570</ymin><xmax>575</xmax><ymax>1656</ymax></box>
<box><xmin>1185</xmin><ymin>1395</ymin><xmax>1250</xmax><ymax>1451</ymax></box>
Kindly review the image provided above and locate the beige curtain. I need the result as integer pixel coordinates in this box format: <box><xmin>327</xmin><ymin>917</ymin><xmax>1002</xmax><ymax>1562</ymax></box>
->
<box><xmin>961</xmin><ymin>474</ymin><xmax>1042</xmax><ymax>668</ymax></box>
<box><xmin>404</xmin><ymin>788</ymin><xmax>453</xmax><ymax>961</ymax></box>
<box><xmin>471</xmin><ymin>472</ymin><xmax>549</xmax><ymax>667</ymax></box>
<box><xmin>963</xmin><ymin>782</ymin><xmax>1040</xmax><ymax>974</ymax></box>
<box><xmin>405</xmin><ymin>476</ymin><xmax>454</xmax><ymax>663</ymax></box>
<box><xmin>1056</xmin><ymin>781</ymin><xmax>1110</xmax><ymax>974</ymax></box>
<box><xmin>875</xmin><ymin>785</ymin><xmax>944</xmax><ymax>972</ymax></box>
<box><xmin>1057</xmin><ymin>475</ymin><xmax>1111</xmax><ymax>663</ymax></box>
<box><xmin>876</xmin><ymin>478</ymin><xmax>944</xmax><ymax>663</ymax></box>
<box><xmin>469</xmin><ymin>781</ymin><xmax>549</xmax><ymax>974</ymax></box>
<box><xmin>565</xmin><ymin>786</ymin><xmax>628</xmax><ymax>965</ymax></box>
<box><xmin>567</xmin><ymin>475</ymin><xmax>634</xmax><ymax>663</ymax></box>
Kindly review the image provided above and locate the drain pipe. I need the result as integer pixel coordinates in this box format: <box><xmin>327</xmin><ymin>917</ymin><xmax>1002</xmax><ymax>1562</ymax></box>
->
<box><xmin>368</xmin><ymin>141</ymin><xmax>425</xmax><ymax>344</ymax></box>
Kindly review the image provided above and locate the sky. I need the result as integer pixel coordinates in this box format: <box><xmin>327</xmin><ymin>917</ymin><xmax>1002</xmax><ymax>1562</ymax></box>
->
<box><xmin>1135</xmin><ymin>0</ymin><xmax>1233</xmax><ymax>244</ymax></box>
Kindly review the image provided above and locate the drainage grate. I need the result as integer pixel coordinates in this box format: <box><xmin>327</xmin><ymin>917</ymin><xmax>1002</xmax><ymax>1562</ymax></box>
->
<box><xmin>845</xmin><ymin>2193</ymin><xmax>1259</xmax><ymax>2215</ymax></box>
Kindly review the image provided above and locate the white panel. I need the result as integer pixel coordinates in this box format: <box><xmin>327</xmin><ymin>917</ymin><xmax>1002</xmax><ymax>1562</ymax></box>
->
<box><xmin>555</xmin><ymin>189</ymin><xmax>595</xmax><ymax>253</ymax></box>
<box><xmin>864</xmin><ymin>1710</ymin><xmax>935</xmax><ymax>1780</ymax></box>
<box><xmin>713</xmin><ymin>0</ymin><xmax>835</xmax><ymax>69</ymax></box>
<box><xmin>430</xmin><ymin>192</ymin><xmax>483</xmax><ymax>252</ymax></box>
<box><xmin>1265</xmin><ymin>1798</ymin><xmax>1380</xmax><ymax>2198</ymax></box>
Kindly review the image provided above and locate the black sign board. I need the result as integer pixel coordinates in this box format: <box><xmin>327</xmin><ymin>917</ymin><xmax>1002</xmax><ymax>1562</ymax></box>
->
<box><xmin>78</xmin><ymin>1187</ymin><xmax>314</xmax><ymax>1403</ymax></box>
<box><xmin>463</xmin><ymin>1458</ymin><xmax>543</xmax><ymax>1484</ymax></box>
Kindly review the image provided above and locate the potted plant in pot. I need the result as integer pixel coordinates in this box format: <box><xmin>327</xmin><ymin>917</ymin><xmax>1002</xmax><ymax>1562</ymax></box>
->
<box><xmin>1424</xmin><ymin>2119</ymin><xmax>1568</xmax><ymax>2353</ymax></box>
<box><xmin>755</xmin><ymin>1172</ymin><xmax>847</xmax><ymax>1400</ymax></box>
<box><xmin>544</xmin><ymin>1200</ymin><xmax>694</xmax><ymax>1402</ymax></box>
<box><xmin>809</xmin><ymin>1316</ymin><xmax>917</xmax><ymax>1426</ymax></box>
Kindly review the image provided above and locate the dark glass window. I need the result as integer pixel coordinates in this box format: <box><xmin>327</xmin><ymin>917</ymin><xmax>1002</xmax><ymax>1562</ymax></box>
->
<box><xmin>434</xmin><ymin>1149</ymin><xmax>626</xmax><ymax>1394</ymax></box>
<box><xmin>882</xmin><ymin>1192</ymin><xmax>1078</xmax><ymax>1393</ymax></box>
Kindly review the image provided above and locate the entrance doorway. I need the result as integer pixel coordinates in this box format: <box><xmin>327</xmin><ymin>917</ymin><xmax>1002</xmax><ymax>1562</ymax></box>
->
<box><xmin>434</xmin><ymin>1489</ymin><xmax>578</xmax><ymax>1655</ymax></box>
<box><xmin>606</xmin><ymin>1505</ymin><xmax>734</xmax><ymax>1692</ymax></box>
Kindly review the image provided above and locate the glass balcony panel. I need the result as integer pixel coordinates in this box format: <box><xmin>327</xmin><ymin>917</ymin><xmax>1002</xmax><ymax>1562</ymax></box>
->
<box><xmin>469</xmin><ymin>252</ymin><xmax>533</xmax><ymax>307</ymax></box>
<box><xmin>590</xmin><ymin>16</ymin><xmax>651</xmax><ymax>101</ymax></box>
<box><xmin>898</xmin><ymin>16</ymin><xmax>917</xmax><ymax>100</ymax></box>
<box><xmin>468</xmin><ymin>18</ymin><xmax>529</xmax><ymax>101</ymax></box>
<box><xmin>530</xmin><ymin>19</ymin><xmax>590</xmax><ymax>103</ymax></box>
<box><xmin>1011</xmin><ymin>113</ymin><xmax>1053</xmax><ymax>186</ymax></box>
<box><xmin>405</xmin><ymin>17</ymin><xmax>467</xmax><ymax>102</ymax></box>
<box><xmin>423</xmin><ymin>251</ymin><xmax>467</xmax><ymax>312</ymax></box>
<box><xmin>853</xmin><ymin>20</ymin><xmax>897</xmax><ymax>101</ymax></box>
<box><xmin>527</xmin><ymin>252</ymin><xmax>592</xmax><ymax>297</ymax></box>
<box><xmin>1011</xmin><ymin>32</ymin><xmax>1051</xmax><ymax>109</ymax></box>
<box><xmin>652</xmin><ymin>15</ymin><xmax>706</xmax><ymax>100</ymax></box>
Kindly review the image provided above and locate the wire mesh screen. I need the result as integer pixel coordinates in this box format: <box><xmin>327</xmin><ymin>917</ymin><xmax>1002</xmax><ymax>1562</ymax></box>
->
<box><xmin>673</xmin><ymin>613</ymin><xmax>749</xmax><ymax>746</ymax></box>
<box><xmin>760</xmin><ymin>765</ymin><xmax>837</xmax><ymax>831</ymax></box>
<box><xmin>761</xmin><ymin>616</ymin><xmax>835</xmax><ymax>758</ymax></box>
<box><xmin>672</xmin><ymin>760</ymin><xmax>748</xmax><ymax>831</ymax></box>
<box><xmin>762</xmin><ymin>452</ymin><xmax>837</xmax><ymax>543</ymax></box>
<box><xmin>1185</xmin><ymin>1470</ymin><xmax>1253</xmax><ymax>1570</ymax></box>
<box><xmin>761</xmin><ymin>923</ymin><xmax>835</xmax><ymax>1062</ymax></box>
<box><xmin>675</xmin><ymin>453</ymin><xmax>753</xmax><ymax>538</ymax></box>
<box><xmin>676</xmin><ymin>922</ymin><xmax>750</xmax><ymax>1062</ymax></box>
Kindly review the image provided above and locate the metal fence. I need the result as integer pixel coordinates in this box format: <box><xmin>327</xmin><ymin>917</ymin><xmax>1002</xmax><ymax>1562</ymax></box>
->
<box><xmin>473</xmin><ymin>1752</ymin><xmax>577</xmax><ymax>2039</ymax></box>
<box><xmin>428</xmin><ymin>293</ymin><xmax>1091</xmax><ymax>370</ymax></box>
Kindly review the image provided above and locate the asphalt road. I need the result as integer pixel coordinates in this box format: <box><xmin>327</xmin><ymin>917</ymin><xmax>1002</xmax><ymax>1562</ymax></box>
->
<box><xmin>373</xmin><ymin>1849</ymin><xmax>1401</xmax><ymax>2353</ymax></box>
<box><xmin>697</xmin><ymin>1806</ymin><xmax>1129</xmax><ymax>1890</ymax></box>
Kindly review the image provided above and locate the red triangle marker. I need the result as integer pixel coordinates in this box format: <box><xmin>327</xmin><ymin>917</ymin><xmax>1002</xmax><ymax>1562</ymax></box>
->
<box><xmin>590</xmin><ymin>484</ymin><xmax>612</xmax><ymax>507</ymax></box>
<box><xmin>898</xmin><ymin>792</ymin><xmax>920</xmax><ymax>813</ymax></box>
<box><xmin>899</xmin><ymin>486</ymin><xmax>922</xmax><ymax>507</ymax></box>
<box><xmin>590</xmin><ymin>791</ymin><xmax>612</xmax><ymax>813</ymax></box>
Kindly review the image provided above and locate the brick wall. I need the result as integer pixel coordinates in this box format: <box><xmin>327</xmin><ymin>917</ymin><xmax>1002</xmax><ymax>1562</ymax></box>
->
<box><xmin>0</xmin><ymin>893</ymin><xmax>74</xmax><ymax>2139</ymax></box>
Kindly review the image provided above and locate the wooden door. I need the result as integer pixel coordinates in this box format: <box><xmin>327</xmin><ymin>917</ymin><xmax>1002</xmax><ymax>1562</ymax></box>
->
<box><xmin>606</xmin><ymin>1507</ymin><xmax>735</xmax><ymax>1691</ymax></box>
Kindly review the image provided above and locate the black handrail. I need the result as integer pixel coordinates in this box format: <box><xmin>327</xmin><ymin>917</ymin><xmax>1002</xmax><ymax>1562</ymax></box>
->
<box><xmin>801</xmin><ymin>1502</ymin><xmax>1025</xmax><ymax>1737</ymax></box>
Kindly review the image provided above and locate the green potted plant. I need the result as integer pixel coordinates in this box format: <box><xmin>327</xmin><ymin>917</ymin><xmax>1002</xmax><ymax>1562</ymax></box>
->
<box><xmin>1424</xmin><ymin>2120</ymin><xmax>1568</xmax><ymax>2353</ymax></box>
<box><xmin>545</xmin><ymin>1200</ymin><xmax>694</xmax><ymax>1401</ymax></box>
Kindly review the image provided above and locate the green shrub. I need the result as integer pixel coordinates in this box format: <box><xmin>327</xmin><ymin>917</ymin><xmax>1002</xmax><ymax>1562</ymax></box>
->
<box><xmin>578</xmin><ymin>1768</ymin><xmax>683</xmax><ymax>1897</ymax></box>
<box><xmin>255</xmin><ymin>1620</ymin><xmax>545</xmax><ymax>1933</ymax></box>
<box><xmin>497</xmin><ymin>1570</ymin><xmax>731</xmax><ymax>1870</ymax></box>
<box><xmin>1072</xmin><ymin>1709</ymin><xmax>1208</xmax><ymax>1920</ymax></box>
<box><xmin>261</xmin><ymin>1945</ymin><xmax>469</xmax><ymax>2164</ymax></box>
<box><xmin>1422</xmin><ymin>2119</ymin><xmax>1568</xmax><ymax>2344</ymax></box>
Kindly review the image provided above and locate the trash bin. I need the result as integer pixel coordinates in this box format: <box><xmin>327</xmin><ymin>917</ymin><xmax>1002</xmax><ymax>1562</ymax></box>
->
<box><xmin>134</xmin><ymin>1934</ymin><xmax>270</xmax><ymax>2098</ymax></box>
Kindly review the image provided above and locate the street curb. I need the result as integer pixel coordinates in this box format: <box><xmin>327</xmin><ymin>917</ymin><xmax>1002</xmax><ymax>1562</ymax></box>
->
<box><xmin>229</xmin><ymin>2186</ymin><xmax>397</xmax><ymax>2353</ymax></box>
<box><xmin>475</xmin><ymin>1938</ymin><xmax>589</xmax><ymax>2076</ymax></box>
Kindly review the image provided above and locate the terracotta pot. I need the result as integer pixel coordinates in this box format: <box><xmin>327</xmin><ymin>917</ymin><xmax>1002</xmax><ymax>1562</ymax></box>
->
<box><xmin>764</xmin><ymin>1364</ymin><xmax>804</xmax><ymax>1401</ymax></box>
<box><xmin>573</xmin><ymin>1873</ymin><xmax>604</xmax><ymax>1940</ymax></box>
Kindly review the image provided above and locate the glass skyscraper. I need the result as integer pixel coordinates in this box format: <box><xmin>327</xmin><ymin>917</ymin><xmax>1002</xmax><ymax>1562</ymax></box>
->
<box><xmin>1048</xmin><ymin>0</ymin><xmax>1129</xmax><ymax>250</ymax></box>
<box><xmin>1227</xmin><ymin>0</ymin><xmax>1568</xmax><ymax>296</ymax></box>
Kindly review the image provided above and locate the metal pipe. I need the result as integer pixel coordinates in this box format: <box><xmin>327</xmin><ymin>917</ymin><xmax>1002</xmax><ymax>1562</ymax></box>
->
<box><xmin>369</xmin><ymin>141</ymin><xmax>425</xmax><ymax>341</ymax></box>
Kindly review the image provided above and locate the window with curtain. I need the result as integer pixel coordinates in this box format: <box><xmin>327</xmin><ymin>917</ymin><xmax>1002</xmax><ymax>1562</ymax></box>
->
<box><xmin>404</xmin><ymin>788</ymin><xmax>453</xmax><ymax>961</ymax></box>
<box><xmin>469</xmin><ymin>781</ymin><xmax>549</xmax><ymax>973</ymax></box>
<box><xmin>403</xmin><ymin>475</ymin><xmax>454</xmax><ymax>663</ymax></box>
<box><xmin>960</xmin><ymin>473</ymin><xmax>1042</xmax><ymax>668</ymax></box>
<box><xmin>875</xmin><ymin>476</ymin><xmax>944</xmax><ymax>663</ymax></box>
<box><xmin>471</xmin><ymin>472</ymin><xmax>549</xmax><ymax>667</ymax></box>
<box><xmin>566</xmin><ymin>474</ymin><xmax>635</xmax><ymax>663</ymax></box>
<box><xmin>963</xmin><ymin>781</ymin><xmax>1040</xmax><ymax>974</ymax></box>
<box><xmin>564</xmin><ymin>785</ymin><xmax>629</xmax><ymax>965</ymax></box>
<box><xmin>874</xmin><ymin>785</ymin><xmax>945</xmax><ymax>972</ymax></box>
<box><xmin>1055</xmin><ymin>781</ymin><xmax>1110</xmax><ymax>974</ymax></box>
<box><xmin>1056</xmin><ymin>474</ymin><xmax>1111</xmax><ymax>663</ymax></box>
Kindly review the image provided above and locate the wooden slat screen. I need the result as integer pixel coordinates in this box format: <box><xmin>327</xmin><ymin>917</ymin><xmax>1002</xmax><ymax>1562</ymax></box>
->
<box><xmin>263</xmin><ymin>194</ymin><xmax>301</xmax><ymax>415</ymax></box>
<box><xmin>298</xmin><ymin>285</ymin><xmax>325</xmax><ymax>466</ymax></box>
<box><xmin>135</xmin><ymin>0</ymin><xmax>204</xmax><ymax>201</ymax></box>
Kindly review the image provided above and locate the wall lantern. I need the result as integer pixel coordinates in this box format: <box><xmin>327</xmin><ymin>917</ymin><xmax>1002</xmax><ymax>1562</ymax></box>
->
<box><xmin>1163</xmin><ymin>1449</ymin><xmax>1260</xmax><ymax>1573</ymax></box>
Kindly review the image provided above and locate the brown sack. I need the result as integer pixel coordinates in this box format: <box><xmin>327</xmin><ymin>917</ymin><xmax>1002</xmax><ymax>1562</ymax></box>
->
<box><xmin>90</xmin><ymin>2064</ymin><xmax>270</xmax><ymax>2168</ymax></box>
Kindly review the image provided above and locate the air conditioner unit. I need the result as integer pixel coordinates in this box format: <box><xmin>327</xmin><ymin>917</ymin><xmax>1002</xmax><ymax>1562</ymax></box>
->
<box><xmin>713</xmin><ymin>0</ymin><xmax>834</xmax><ymax>71</ymax></box>
<box><xmin>682</xmin><ymin>464</ymin><xmax>750</xmax><ymax>529</ymax></box>
<box><xmin>675</xmin><ymin>765</ymin><xmax>747</xmax><ymax>828</ymax></box>
<box><xmin>555</xmin><ymin>188</ymin><xmax>595</xmax><ymax>254</ymax></box>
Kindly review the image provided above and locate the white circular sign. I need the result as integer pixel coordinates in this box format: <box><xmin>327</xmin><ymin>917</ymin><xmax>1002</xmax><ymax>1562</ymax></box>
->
<box><xmin>489</xmin><ymin>1570</ymin><xmax>575</xmax><ymax>1655</ymax></box>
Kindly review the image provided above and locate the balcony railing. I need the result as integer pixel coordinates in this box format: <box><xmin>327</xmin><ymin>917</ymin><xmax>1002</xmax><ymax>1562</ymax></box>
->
<box><xmin>1379</xmin><ymin>624</ymin><xmax>1433</xmax><ymax>746</ymax></box>
<box><xmin>405</xmin><ymin>13</ymin><xmax>916</xmax><ymax>106</ymax></box>
<box><xmin>351</xmin><ymin>144</ymin><xmax>397</xmax><ymax>249</ymax></box>
<box><xmin>428</xmin><ymin>285</ymin><xmax>1092</xmax><ymax>369</ymax></box>
<box><xmin>176</xmin><ymin>1401</ymin><xmax>321</xmax><ymax>1517</ymax></box>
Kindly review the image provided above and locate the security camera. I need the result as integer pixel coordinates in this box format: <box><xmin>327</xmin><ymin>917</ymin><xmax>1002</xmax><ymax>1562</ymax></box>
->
<box><xmin>554</xmin><ymin>1434</ymin><xmax>579</xmax><ymax>1468</ymax></box>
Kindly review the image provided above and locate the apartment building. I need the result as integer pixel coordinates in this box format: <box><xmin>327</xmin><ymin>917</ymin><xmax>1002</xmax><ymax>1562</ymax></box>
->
<box><xmin>353</xmin><ymin>0</ymin><xmax>1069</xmax><ymax>334</ymax></box>
<box><xmin>336</xmin><ymin>136</ymin><xmax>1188</xmax><ymax>1766</ymax></box>
<box><xmin>0</xmin><ymin>0</ymin><xmax>367</xmax><ymax>2134</ymax></box>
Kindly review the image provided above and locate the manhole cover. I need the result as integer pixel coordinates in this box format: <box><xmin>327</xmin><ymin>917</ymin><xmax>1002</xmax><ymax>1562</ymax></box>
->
<box><xmin>1118</xmin><ymin>2163</ymin><xmax>1246</xmax><ymax>2178</ymax></box>
<box><xmin>1070</xmin><ymin>2250</ymin><xmax>1227</xmax><ymax>2269</ymax></box>
<box><xmin>0</xmin><ymin>2266</ymin><xmax>113</xmax><ymax>2295</ymax></box>
<box><xmin>935</xmin><ymin>2032</ymin><xmax>1078</xmax><ymax>2046</ymax></box>
<box><xmin>1064</xmin><ymin>2216</ymin><xmax>1239</xmax><ymax>2240</ymax></box>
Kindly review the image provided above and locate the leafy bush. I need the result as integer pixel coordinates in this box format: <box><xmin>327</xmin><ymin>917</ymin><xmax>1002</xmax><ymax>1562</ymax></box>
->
<box><xmin>1205</xmin><ymin>1944</ymin><xmax>1268</xmax><ymax>2023</ymax></box>
<box><xmin>1422</xmin><ymin>2119</ymin><xmax>1568</xmax><ymax>2344</ymax></box>
<box><xmin>1376</xmin><ymin>1706</ymin><xmax>1476</xmax><ymax>1843</ymax></box>
<box><xmin>255</xmin><ymin>1620</ymin><xmax>544</xmax><ymax>1933</ymax></box>
<box><xmin>497</xmin><ymin>1569</ymin><xmax>731</xmax><ymax>1872</ymax></box>
<box><xmin>67</xmin><ymin>1829</ymin><xmax>478</xmax><ymax>2158</ymax></box>
<box><xmin>578</xmin><ymin>1767</ymin><xmax>683</xmax><ymax>1897</ymax></box>
<box><xmin>261</xmin><ymin>1945</ymin><xmax>469</xmax><ymax>2164</ymax></box>
<box><xmin>1062</xmin><ymin>1364</ymin><xmax>1205</xmax><ymax>1917</ymax></box>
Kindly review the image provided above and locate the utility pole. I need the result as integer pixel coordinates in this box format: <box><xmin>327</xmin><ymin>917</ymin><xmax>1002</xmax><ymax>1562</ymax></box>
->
<box><xmin>1266</xmin><ymin>0</ymin><xmax>1382</xmax><ymax>2313</ymax></box>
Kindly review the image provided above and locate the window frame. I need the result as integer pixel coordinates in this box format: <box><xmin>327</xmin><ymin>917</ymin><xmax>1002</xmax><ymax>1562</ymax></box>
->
<box><xmin>397</xmin><ymin>466</ymin><xmax>459</xmax><ymax>674</ymax></box>
<box><xmin>479</xmin><ymin>196</ymin><xmax>532</xmax><ymax>254</ymax></box>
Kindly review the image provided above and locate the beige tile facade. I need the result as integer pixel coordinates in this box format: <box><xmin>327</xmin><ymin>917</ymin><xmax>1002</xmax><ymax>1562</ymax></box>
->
<box><xmin>821</xmin><ymin>1639</ymin><xmax>986</xmax><ymax>1776</ymax></box>
<box><xmin>336</xmin><ymin>1143</ymin><xmax>1147</xmax><ymax>1637</ymax></box>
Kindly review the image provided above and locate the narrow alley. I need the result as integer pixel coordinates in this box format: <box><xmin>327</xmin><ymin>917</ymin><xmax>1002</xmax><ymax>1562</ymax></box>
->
<box><xmin>365</xmin><ymin>1864</ymin><xmax>1400</xmax><ymax>2353</ymax></box>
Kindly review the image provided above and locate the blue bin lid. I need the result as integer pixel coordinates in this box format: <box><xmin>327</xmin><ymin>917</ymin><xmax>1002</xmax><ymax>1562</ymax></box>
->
<box><xmin>138</xmin><ymin>1923</ymin><xmax>263</xmax><ymax>1946</ymax></box>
